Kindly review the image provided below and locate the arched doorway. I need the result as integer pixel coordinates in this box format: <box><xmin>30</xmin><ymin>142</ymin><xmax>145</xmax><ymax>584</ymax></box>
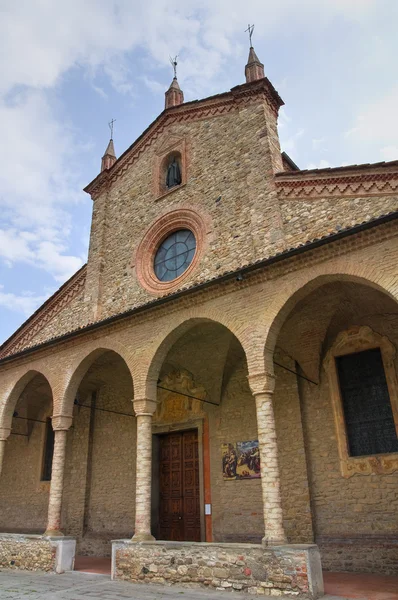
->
<box><xmin>147</xmin><ymin>318</ymin><xmax>261</xmax><ymax>544</ymax></box>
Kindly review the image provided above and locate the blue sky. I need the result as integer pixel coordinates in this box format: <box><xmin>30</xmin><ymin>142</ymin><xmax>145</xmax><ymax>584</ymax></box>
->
<box><xmin>0</xmin><ymin>0</ymin><xmax>397</xmax><ymax>344</ymax></box>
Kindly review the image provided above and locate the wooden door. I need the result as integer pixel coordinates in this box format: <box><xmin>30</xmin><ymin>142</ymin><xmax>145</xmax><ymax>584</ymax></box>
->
<box><xmin>158</xmin><ymin>430</ymin><xmax>201</xmax><ymax>541</ymax></box>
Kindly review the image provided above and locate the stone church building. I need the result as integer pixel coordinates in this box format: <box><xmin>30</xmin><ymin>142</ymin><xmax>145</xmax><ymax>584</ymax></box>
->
<box><xmin>0</xmin><ymin>45</ymin><xmax>397</xmax><ymax>596</ymax></box>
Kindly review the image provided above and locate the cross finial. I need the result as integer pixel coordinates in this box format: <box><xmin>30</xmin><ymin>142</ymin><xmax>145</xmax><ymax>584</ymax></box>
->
<box><xmin>245</xmin><ymin>24</ymin><xmax>254</xmax><ymax>47</ymax></box>
<box><xmin>108</xmin><ymin>118</ymin><xmax>116</xmax><ymax>140</ymax></box>
<box><xmin>169</xmin><ymin>55</ymin><xmax>178</xmax><ymax>79</ymax></box>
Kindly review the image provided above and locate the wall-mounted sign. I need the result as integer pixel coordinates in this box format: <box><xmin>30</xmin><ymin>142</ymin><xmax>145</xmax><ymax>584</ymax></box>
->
<box><xmin>221</xmin><ymin>440</ymin><xmax>261</xmax><ymax>480</ymax></box>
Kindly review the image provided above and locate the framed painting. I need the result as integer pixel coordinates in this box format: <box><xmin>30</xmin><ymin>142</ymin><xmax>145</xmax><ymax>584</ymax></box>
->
<box><xmin>221</xmin><ymin>440</ymin><xmax>261</xmax><ymax>480</ymax></box>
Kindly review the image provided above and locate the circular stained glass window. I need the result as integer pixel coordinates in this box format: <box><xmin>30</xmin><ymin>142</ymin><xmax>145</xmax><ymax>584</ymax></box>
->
<box><xmin>154</xmin><ymin>229</ymin><xmax>196</xmax><ymax>282</ymax></box>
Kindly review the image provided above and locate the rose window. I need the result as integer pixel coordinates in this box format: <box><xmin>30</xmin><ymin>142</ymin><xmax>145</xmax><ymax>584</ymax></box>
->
<box><xmin>154</xmin><ymin>230</ymin><xmax>196</xmax><ymax>282</ymax></box>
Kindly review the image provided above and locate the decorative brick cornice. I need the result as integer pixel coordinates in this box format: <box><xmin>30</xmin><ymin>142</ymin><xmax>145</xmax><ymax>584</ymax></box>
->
<box><xmin>85</xmin><ymin>79</ymin><xmax>283</xmax><ymax>200</ymax></box>
<box><xmin>0</xmin><ymin>215</ymin><xmax>396</xmax><ymax>370</ymax></box>
<box><xmin>276</xmin><ymin>171</ymin><xmax>398</xmax><ymax>199</ymax></box>
<box><xmin>0</xmin><ymin>266</ymin><xmax>87</xmax><ymax>359</ymax></box>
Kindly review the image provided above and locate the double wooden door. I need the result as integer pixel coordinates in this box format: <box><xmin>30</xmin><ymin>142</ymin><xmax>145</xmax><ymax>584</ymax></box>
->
<box><xmin>158</xmin><ymin>430</ymin><xmax>201</xmax><ymax>541</ymax></box>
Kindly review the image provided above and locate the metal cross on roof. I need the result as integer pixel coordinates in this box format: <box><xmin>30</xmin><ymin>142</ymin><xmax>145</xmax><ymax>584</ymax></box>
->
<box><xmin>245</xmin><ymin>24</ymin><xmax>255</xmax><ymax>47</ymax></box>
<box><xmin>169</xmin><ymin>55</ymin><xmax>178</xmax><ymax>79</ymax></box>
<box><xmin>108</xmin><ymin>118</ymin><xmax>116</xmax><ymax>139</ymax></box>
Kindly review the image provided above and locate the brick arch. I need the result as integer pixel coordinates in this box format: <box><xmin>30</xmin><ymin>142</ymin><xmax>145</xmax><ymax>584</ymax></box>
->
<box><xmin>0</xmin><ymin>369</ymin><xmax>54</xmax><ymax>433</ymax></box>
<box><xmin>137</xmin><ymin>313</ymin><xmax>252</xmax><ymax>401</ymax></box>
<box><xmin>58</xmin><ymin>340</ymin><xmax>135</xmax><ymax>418</ymax></box>
<box><xmin>262</xmin><ymin>268</ymin><xmax>398</xmax><ymax>373</ymax></box>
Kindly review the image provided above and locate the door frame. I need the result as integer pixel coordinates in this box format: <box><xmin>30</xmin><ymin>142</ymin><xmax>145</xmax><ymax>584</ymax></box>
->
<box><xmin>152</xmin><ymin>419</ymin><xmax>205</xmax><ymax>542</ymax></box>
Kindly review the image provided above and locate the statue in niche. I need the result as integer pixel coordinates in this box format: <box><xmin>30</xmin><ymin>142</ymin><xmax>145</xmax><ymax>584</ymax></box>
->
<box><xmin>166</xmin><ymin>157</ymin><xmax>182</xmax><ymax>188</ymax></box>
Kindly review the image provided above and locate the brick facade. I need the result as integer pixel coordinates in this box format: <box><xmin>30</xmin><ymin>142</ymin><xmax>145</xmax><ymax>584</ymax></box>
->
<box><xmin>0</xmin><ymin>59</ymin><xmax>398</xmax><ymax>583</ymax></box>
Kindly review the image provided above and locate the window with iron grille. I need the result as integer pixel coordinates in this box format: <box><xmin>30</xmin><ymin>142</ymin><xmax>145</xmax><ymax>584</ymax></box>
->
<box><xmin>42</xmin><ymin>418</ymin><xmax>54</xmax><ymax>481</ymax></box>
<box><xmin>336</xmin><ymin>348</ymin><xmax>398</xmax><ymax>457</ymax></box>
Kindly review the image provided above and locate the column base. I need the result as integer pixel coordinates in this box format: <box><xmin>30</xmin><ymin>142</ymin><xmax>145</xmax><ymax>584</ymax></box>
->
<box><xmin>131</xmin><ymin>532</ymin><xmax>156</xmax><ymax>542</ymax></box>
<box><xmin>44</xmin><ymin>529</ymin><xmax>64</xmax><ymax>538</ymax></box>
<box><xmin>262</xmin><ymin>536</ymin><xmax>288</xmax><ymax>547</ymax></box>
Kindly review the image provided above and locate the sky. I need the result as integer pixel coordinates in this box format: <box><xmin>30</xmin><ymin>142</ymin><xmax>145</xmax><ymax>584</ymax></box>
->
<box><xmin>0</xmin><ymin>0</ymin><xmax>397</xmax><ymax>344</ymax></box>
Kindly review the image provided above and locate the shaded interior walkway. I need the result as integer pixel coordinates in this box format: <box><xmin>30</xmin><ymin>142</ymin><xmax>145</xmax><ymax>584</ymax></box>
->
<box><xmin>74</xmin><ymin>556</ymin><xmax>111</xmax><ymax>575</ymax></box>
<box><xmin>74</xmin><ymin>557</ymin><xmax>398</xmax><ymax>599</ymax></box>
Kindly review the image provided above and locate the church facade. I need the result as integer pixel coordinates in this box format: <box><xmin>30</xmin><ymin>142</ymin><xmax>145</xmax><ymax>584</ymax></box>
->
<box><xmin>0</xmin><ymin>46</ymin><xmax>397</xmax><ymax>595</ymax></box>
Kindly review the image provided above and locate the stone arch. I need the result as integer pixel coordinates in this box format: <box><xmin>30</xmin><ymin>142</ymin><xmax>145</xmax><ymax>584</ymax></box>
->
<box><xmin>138</xmin><ymin>314</ymin><xmax>251</xmax><ymax>401</ymax></box>
<box><xmin>263</xmin><ymin>269</ymin><xmax>398</xmax><ymax>372</ymax></box>
<box><xmin>0</xmin><ymin>369</ymin><xmax>54</xmax><ymax>432</ymax></box>
<box><xmin>58</xmin><ymin>339</ymin><xmax>135</xmax><ymax>417</ymax></box>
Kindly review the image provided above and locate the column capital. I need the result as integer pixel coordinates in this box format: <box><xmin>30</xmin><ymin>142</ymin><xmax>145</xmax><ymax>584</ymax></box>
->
<box><xmin>51</xmin><ymin>415</ymin><xmax>73</xmax><ymax>431</ymax></box>
<box><xmin>0</xmin><ymin>427</ymin><xmax>11</xmax><ymax>441</ymax></box>
<box><xmin>247</xmin><ymin>371</ymin><xmax>276</xmax><ymax>396</ymax></box>
<box><xmin>133</xmin><ymin>398</ymin><xmax>157</xmax><ymax>416</ymax></box>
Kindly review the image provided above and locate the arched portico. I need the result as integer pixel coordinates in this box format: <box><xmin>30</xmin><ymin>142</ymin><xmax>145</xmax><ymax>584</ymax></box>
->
<box><xmin>58</xmin><ymin>339</ymin><xmax>136</xmax><ymax>418</ymax></box>
<box><xmin>132</xmin><ymin>316</ymin><xmax>286</xmax><ymax>546</ymax></box>
<box><xmin>259</xmin><ymin>270</ymin><xmax>398</xmax><ymax>573</ymax></box>
<box><xmin>0</xmin><ymin>369</ymin><xmax>55</xmax><ymax>534</ymax></box>
<box><xmin>0</xmin><ymin>368</ymin><xmax>56</xmax><ymax>434</ymax></box>
<box><xmin>52</xmin><ymin>343</ymin><xmax>135</xmax><ymax>547</ymax></box>
<box><xmin>262</xmin><ymin>271</ymin><xmax>398</xmax><ymax>368</ymax></box>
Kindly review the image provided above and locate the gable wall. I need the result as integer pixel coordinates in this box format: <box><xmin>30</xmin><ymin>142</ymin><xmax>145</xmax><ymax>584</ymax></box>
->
<box><xmin>84</xmin><ymin>101</ymin><xmax>284</xmax><ymax>320</ymax></box>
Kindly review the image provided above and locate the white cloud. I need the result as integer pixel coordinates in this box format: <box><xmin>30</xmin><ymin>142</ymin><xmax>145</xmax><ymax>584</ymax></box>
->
<box><xmin>312</xmin><ymin>138</ymin><xmax>327</xmax><ymax>151</ymax></box>
<box><xmin>0</xmin><ymin>0</ymin><xmax>394</xmax><ymax>298</ymax></box>
<box><xmin>344</xmin><ymin>86</ymin><xmax>398</xmax><ymax>161</ymax></box>
<box><xmin>280</xmin><ymin>127</ymin><xmax>305</xmax><ymax>156</ymax></box>
<box><xmin>306</xmin><ymin>159</ymin><xmax>332</xmax><ymax>170</ymax></box>
<box><xmin>380</xmin><ymin>146</ymin><xmax>398</xmax><ymax>162</ymax></box>
<box><xmin>0</xmin><ymin>285</ymin><xmax>51</xmax><ymax>318</ymax></box>
<box><xmin>0</xmin><ymin>229</ymin><xmax>83</xmax><ymax>282</ymax></box>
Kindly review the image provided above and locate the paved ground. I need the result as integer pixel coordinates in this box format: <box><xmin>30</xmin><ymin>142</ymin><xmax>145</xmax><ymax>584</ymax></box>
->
<box><xmin>324</xmin><ymin>572</ymin><xmax>398</xmax><ymax>600</ymax></box>
<box><xmin>0</xmin><ymin>570</ymin><xmax>346</xmax><ymax>600</ymax></box>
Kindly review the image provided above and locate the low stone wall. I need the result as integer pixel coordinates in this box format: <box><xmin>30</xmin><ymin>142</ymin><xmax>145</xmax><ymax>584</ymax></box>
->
<box><xmin>0</xmin><ymin>534</ymin><xmax>76</xmax><ymax>573</ymax></box>
<box><xmin>318</xmin><ymin>537</ymin><xmax>398</xmax><ymax>576</ymax></box>
<box><xmin>112</xmin><ymin>540</ymin><xmax>324</xmax><ymax>598</ymax></box>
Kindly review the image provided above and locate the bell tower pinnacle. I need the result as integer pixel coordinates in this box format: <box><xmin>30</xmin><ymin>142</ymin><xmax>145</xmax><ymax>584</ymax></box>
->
<box><xmin>244</xmin><ymin>24</ymin><xmax>265</xmax><ymax>83</ymax></box>
<box><xmin>165</xmin><ymin>55</ymin><xmax>184</xmax><ymax>109</ymax></box>
<box><xmin>101</xmin><ymin>119</ymin><xmax>117</xmax><ymax>172</ymax></box>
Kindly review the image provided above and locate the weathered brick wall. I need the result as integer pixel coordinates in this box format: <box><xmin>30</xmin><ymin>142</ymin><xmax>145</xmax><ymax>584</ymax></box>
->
<box><xmin>23</xmin><ymin>289</ymin><xmax>89</xmax><ymax>350</ymax></box>
<box><xmin>273</xmin><ymin>352</ymin><xmax>313</xmax><ymax>544</ymax></box>
<box><xmin>0</xmin><ymin>399</ymin><xmax>52</xmax><ymax>533</ymax></box>
<box><xmin>113</xmin><ymin>540</ymin><xmax>323</xmax><ymax>598</ymax></box>
<box><xmin>1</xmin><ymin>230</ymin><xmax>398</xmax><ymax>574</ymax></box>
<box><xmin>280</xmin><ymin>194</ymin><xmax>398</xmax><ymax>247</ymax></box>
<box><xmin>208</xmin><ymin>360</ymin><xmax>263</xmax><ymax>544</ymax></box>
<box><xmin>78</xmin><ymin>387</ymin><xmax>136</xmax><ymax>554</ymax></box>
<box><xmin>301</xmin><ymin>372</ymin><xmax>398</xmax><ymax>549</ymax></box>
<box><xmin>85</xmin><ymin>102</ymin><xmax>284</xmax><ymax>321</ymax></box>
<box><xmin>61</xmin><ymin>358</ymin><xmax>136</xmax><ymax>556</ymax></box>
<box><xmin>0</xmin><ymin>535</ymin><xmax>56</xmax><ymax>571</ymax></box>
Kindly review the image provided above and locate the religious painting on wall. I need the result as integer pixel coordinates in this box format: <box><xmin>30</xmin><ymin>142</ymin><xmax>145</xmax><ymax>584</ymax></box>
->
<box><xmin>221</xmin><ymin>440</ymin><xmax>261</xmax><ymax>480</ymax></box>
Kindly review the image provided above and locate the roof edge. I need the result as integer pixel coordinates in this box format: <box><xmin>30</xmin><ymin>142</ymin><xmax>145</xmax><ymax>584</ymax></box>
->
<box><xmin>276</xmin><ymin>159</ymin><xmax>398</xmax><ymax>179</ymax></box>
<box><xmin>84</xmin><ymin>78</ymin><xmax>284</xmax><ymax>196</ymax></box>
<box><xmin>1</xmin><ymin>211</ymin><xmax>397</xmax><ymax>367</ymax></box>
<box><xmin>0</xmin><ymin>264</ymin><xmax>87</xmax><ymax>357</ymax></box>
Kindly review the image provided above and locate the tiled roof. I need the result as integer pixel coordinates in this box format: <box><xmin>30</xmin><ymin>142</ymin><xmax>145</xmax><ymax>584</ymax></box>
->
<box><xmin>276</xmin><ymin>160</ymin><xmax>398</xmax><ymax>178</ymax></box>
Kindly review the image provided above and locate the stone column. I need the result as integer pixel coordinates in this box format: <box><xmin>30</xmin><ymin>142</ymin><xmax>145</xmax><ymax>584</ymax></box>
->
<box><xmin>132</xmin><ymin>399</ymin><xmax>157</xmax><ymax>541</ymax></box>
<box><xmin>44</xmin><ymin>415</ymin><xmax>72</xmax><ymax>537</ymax></box>
<box><xmin>248</xmin><ymin>372</ymin><xmax>287</xmax><ymax>546</ymax></box>
<box><xmin>0</xmin><ymin>428</ymin><xmax>11</xmax><ymax>479</ymax></box>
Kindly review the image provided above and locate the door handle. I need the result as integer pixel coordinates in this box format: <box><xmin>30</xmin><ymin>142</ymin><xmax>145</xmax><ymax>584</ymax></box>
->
<box><xmin>178</xmin><ymin>516</ymin><xmax>182</xmax><ymax>520</ymax></box>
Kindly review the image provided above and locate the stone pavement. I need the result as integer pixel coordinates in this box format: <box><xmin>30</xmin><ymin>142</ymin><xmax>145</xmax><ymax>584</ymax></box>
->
<box><xmin>0</xmin><ymin>570</ymin><xmax>346</xmax><ymax>600</ymax></box>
